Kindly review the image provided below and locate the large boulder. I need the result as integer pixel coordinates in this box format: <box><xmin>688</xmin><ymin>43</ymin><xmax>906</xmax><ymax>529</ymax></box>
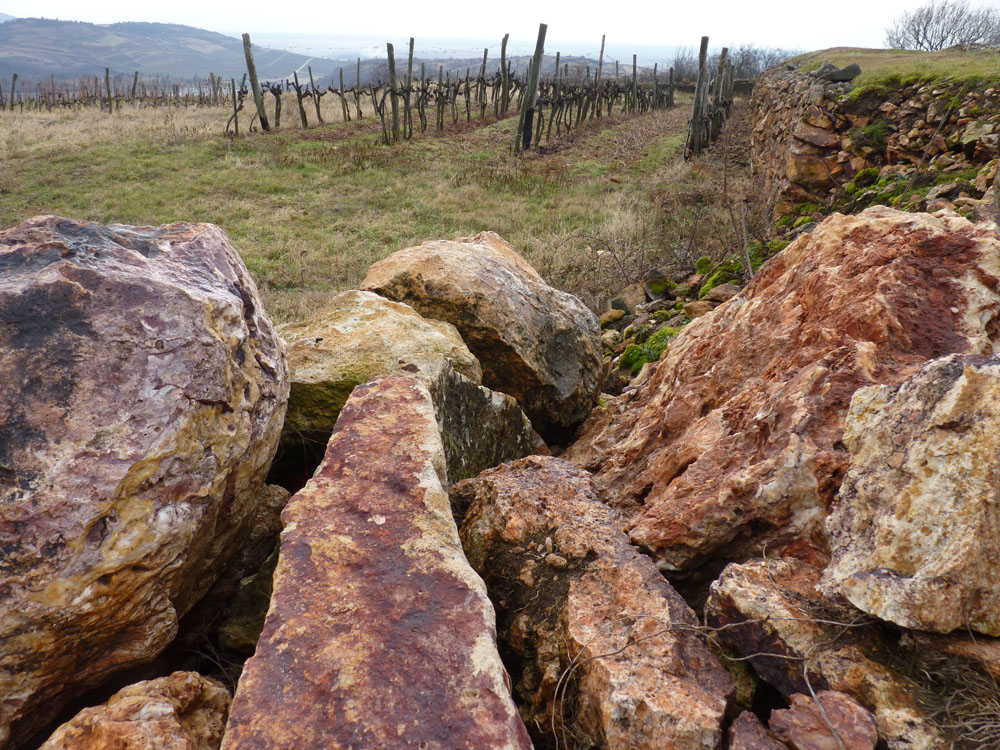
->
<box><xmin>455</xmin><ymin>455</ymin><xmax>733</xmax><ymax>750</ymax></box>
<box><xmin>40</xmin><ymin>672</ymin><xmax>230</xmax><ymax>750</ymax></box>
<box><xmin>361</xmin><ymin>231</ymin><xmax>603</xmax><ymax>442</ymax></box>
<box><xmin>276</xmin><ymin>290</ymin><xmax>481</xmax><ymax>481</ymax></box>
<box><xmin>0</xmin><ymin>217</ymin><xmax>288</xmax><ymax>747</ymax></box>
<box><xmin>821</xmin><ymin>354</ymin><xmax>1000</xmax><ymax>635</ymax></box>
<box><xmin>566</xmin><ymin>207</ymin><xmax>1000</xmax><ymax>571</ymax></box>
<box><xmin>222</xmin><ymin>375</ymin><xmax>532</xmax><ymax>749</ymax></box>
<box><xmin>705</xmin><ymin>559</ymin><xmax>943</xmax><ymax>750</ymax></box>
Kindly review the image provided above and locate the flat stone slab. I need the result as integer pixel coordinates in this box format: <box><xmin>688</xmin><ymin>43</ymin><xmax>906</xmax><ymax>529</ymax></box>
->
<box><xmin>222</xmin><ymin>374</ymin><xmax>531</xmax><ymax>750</ymax></box>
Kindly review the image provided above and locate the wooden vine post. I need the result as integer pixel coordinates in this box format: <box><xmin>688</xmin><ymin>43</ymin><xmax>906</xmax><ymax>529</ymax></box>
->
<box><xmin>104</xmin><ymin>67</ymin><xmax>112</xmax><ymax>115</ymax></box>
<box><xmin>356</xmin><ymin>58</ymin><xmax>363</xmax><ymax>118</ymax></box>
<box><xmin>387</xmin><ymin>43</ymin><xmax>399</xmax><ymax>143</ymax></box>
<box><xmin>230</xmin><ymin>78</ymin><xmax>239</xmax><ymax>135</ymax></box>
<box><xmin>631</xmin><ymin>54</ymin><xmax>637</xmax><ymax>113</ymax></box>
<box><xmin>515</xmin><ymin>22</ymin><xmax>547</xmax><ymax>152</ymax></box>
<box><xmin>339</xmin><ymin>68</ymin><xmax>350</xmax><ymax>122</ymax></box>
<box><xmin>242</xmin><ymin>33</ymin><xmax>270</xmax><ymax>131</ymax></box>
<box><xmin>405</xmin><ymin>38</ymin><xmax>414</xmax><ymax>138</ymax></box>
<box><xmin>500</xmin><ymin>33</ymin><xmax>510</xmax><ymax>115</ymax></box>
<box><xmin>9</xmin><ymin>74</ymin><xmax>16</xmax><ymax>112</ymax></box>
<box><xmin>595</xmin><ymin>34</ymin><xmax>606</xmax><ymax>117</ymax></box>
<box><xmin>478</xmin><ymin>47</ymin><xmax>488</xmax><ymax>118</ymax></box>
<box><xmin>687</xmin><ymin>35</ymin><xmax>709</xmax><ymax>155</ymax></box>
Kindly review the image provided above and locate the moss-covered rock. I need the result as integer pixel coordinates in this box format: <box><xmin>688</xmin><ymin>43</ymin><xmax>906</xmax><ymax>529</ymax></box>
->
<box><xmin>619</xmin><ymin>326</ymin><xmax>681</xmax><ymax>374</ymax></box>
<box><xmin>274</xmin><ymin>290</ymin><xmax>481</xmax><ymax>485</ymax></box>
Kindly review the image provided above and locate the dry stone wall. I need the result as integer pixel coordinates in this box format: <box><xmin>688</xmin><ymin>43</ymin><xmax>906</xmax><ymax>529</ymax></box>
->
<box><xmin>751</xmin><ymin>65</ymin><xmax>1000</xmax><ymax>216</ymax></box>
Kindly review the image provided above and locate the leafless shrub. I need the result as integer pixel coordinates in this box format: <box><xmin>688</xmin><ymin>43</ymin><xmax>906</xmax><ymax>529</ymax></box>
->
<box><xmin>886</xmin><ymin>0</ymin><xmax>1000</xmax><ymax>50</ymax></box>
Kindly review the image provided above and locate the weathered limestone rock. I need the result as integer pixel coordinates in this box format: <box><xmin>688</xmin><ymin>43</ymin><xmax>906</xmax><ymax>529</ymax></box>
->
<box><xmin>456</xmin><ymin>456</ymin><xmax>733</xmax><ymax>750</ymax></box>
<box><xmin>729</xmin><ymin>712</ymin><xmax>788</xmax><ymax>750</ymax></box>
<box><xmin>0</xmin><ymin>217</ymin><xmax>288</xmax><ymax>747</ymax></box>
<box><xmin>821</xmin><ymin>354</ymin><xmax>1000</xmax><ymax>636</ymax></box>
<box><xmin>770</xmin><ymin>692</ymin><xmax>877</xmax><ymax>750</ymax></box>
<box><xmin>40</xmin><ymin>672</ymin><xmax>230</xmax><ymax>750</ymax></box>
<box><xmin>222</xmin><ymin>375</ymin><xmax>531</xmax><ymax>750</ymax></box>
<box><xmin>361</xmin><ymin>231</ymin><xmax>603</xmax><ymax>441</ymax></box>
<box><xmin>706</xmin><ymin>559</ymin><xmax>943</xmax><ymax>750</ymax></box>
<box><xmin>277</xmin><ymin>289</ymin><xmax>480</xmax><ymax>468</ymax></box>
<box><xmin>566</xmin><ymin>208</ymin><xmax>1000</xmax><ymax>571</ymax></box>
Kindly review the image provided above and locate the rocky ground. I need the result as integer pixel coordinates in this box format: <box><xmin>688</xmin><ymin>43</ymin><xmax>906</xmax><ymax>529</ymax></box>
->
<box><xmin>3</xmin><ymin>200</ymin><xmax>1000</xmax><ymax>750</ymax></box>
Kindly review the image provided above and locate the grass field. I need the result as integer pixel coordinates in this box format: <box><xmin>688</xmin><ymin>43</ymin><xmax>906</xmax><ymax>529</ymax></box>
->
<box><xmin>793</xmin><ymin>46</ymin><xmax>1000</xmax><ymax>87</ymax></box>
<box><xmin>0</xmin><ymin>100</ymin><xmax>714</xmax><ymax>322</ymax></box>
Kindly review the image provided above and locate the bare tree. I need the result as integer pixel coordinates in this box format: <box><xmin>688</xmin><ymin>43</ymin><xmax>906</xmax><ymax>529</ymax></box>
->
<box><xmin>728</xmin><ymin>45</ymin><xmax>798</xmax><ymax>78</ymax></box>
<box><xmin>886</xmin><ymin>0</ymin><xmax>1000</xmax><ymax>50</ymax></box>
<box><xmin>671</xmin><ymin>47</ymin><xmax>699</xmax><ymax>82</ymax></box>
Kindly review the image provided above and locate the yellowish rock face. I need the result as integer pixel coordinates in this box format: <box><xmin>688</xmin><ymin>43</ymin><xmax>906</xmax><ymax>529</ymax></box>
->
<box><xmin>0</xmin><ymin>216</ymin><xmax>288</xmax><ymax>747</ymax></box>
<box><xmin>40</xmin><ymin>671</ymin><xmax>230</xmax><ymax>750</ymax></box>
<box><xmin>823</xmin><ymin>354</ymin><xmax>1000</xmax><ymax>636</ymax></box>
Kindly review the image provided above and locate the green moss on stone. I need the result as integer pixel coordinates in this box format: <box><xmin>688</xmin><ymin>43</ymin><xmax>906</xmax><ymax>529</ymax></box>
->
<box><xmin>619</xmin><ymin>326</ymin><xmax>681</xmax><ymax>374</ymax></box>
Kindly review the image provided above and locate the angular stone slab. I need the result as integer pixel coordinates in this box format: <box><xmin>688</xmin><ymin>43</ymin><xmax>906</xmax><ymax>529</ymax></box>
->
<box><xmin>0</xmin><ymin>216</ymin><xmax>288</xmax><ymax>747</ymax></box>
<box><xmin>456</xmin><ymin>455</ymin><xmax>733</xmax><ymax>750</ymax></box>
<box><xmin>222</xmin><ymin>375</ymin><xmax>531</xmax><ymax>750</ymax></box>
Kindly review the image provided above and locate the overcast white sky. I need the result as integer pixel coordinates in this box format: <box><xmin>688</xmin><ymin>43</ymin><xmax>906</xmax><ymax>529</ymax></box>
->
<box><xmin>4</xmin><ymin>0</ymin><xmax>999</xmax><ymax>50</ymax></box>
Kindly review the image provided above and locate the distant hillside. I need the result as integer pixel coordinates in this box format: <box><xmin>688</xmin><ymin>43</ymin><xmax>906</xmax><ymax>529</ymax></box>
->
<box><xmin>0</xmin><ymin>17</ymin><xmax>344</xmax><ymax>80</ymax></box>
<box><xmin>0</xmin><ymin>13</ymin><xmax>15</xmax><ymax>23</ymax></box>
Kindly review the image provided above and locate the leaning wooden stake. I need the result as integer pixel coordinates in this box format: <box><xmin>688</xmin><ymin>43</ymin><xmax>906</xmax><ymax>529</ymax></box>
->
<box><xmin>104</xmin><ymin>67</ymin><xmax>112</xmax><ymax>115</ymax></box>
<box><xmin>515</xmin><ymin>22</ymin><xmax>547</xmax><ymax>152</ymax></box>
<box><xmin>293</xmin><ymin>71</ymin><xmax>309</xmax><ymax>127</ymax></box>
<box><xmin>10</xmin><ymin>73</ymin><xmax>17</xmax><ymax>112</ymax></box>
<box><xmin>242</xmin><ymin>33</ymin><xmax>271</xmax><ymax>131</ymax></box>
<box><xmin>309</xmin><ymin>66</ymin><xmax>324</xmax><ymax>123</ymax></box>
